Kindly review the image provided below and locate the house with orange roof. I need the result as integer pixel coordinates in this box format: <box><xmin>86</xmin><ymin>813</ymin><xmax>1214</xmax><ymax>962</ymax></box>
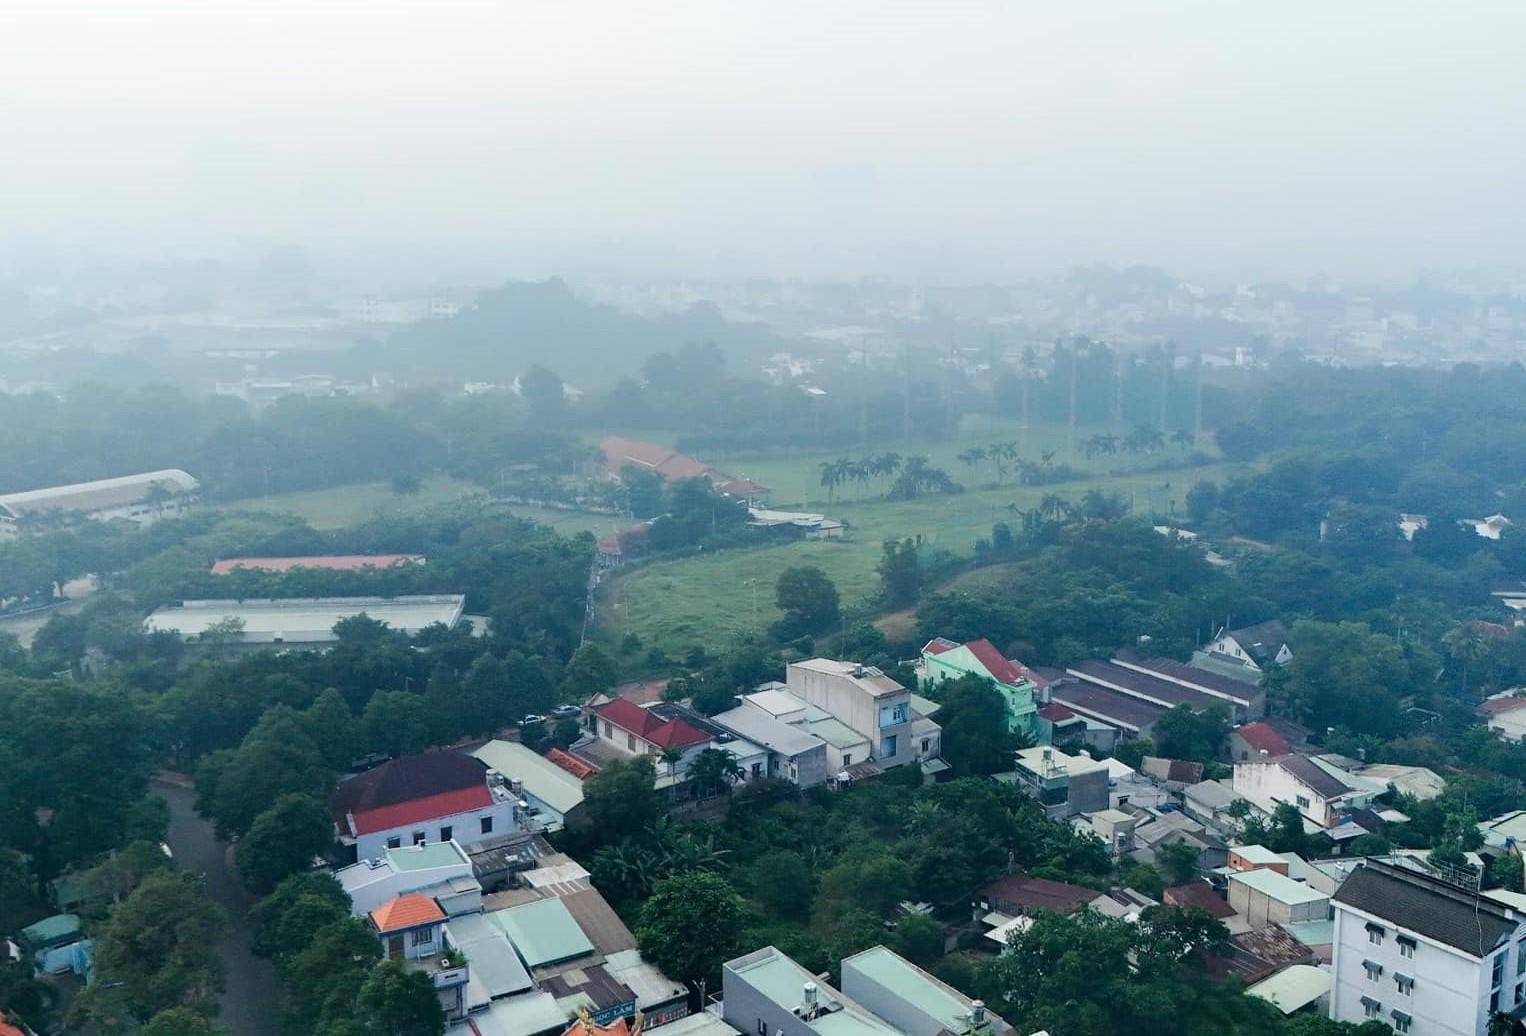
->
<box><xmin>371</xmin><ymin>893</ymin><xmax>446</xmax><ymax>961</ymax></box>
<box><xmin>917</xmin><ymin>637</ymin><xmax>1043</xmax><ymax>735</ymax></box>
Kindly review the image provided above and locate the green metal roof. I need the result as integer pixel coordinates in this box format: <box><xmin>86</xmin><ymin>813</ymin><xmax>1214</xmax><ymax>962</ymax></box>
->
<box><xmin>492</xmin><ymin>898</ymin><xmax>594</xmax><ymax>968</ymax></box>
<box><xmin>730</xmin><ymin>948</ymin><xmax>898</xmax><ymax>1036</ymax></box>
<box><xmin>19</xmin><ymin>913</ymin><xmax>82</xmax><ymax>950</ymax></box>
<box><xmin>386</xmin><ymin>841</ymin><xmax>469</xmax><ymax>872</ymax></box>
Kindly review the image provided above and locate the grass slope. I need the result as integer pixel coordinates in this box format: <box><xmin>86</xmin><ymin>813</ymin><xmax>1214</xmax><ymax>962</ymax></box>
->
<box><xmin>595</xmin><ymin>418</ymin><xmax>1241</xmax><ymax>656</ymax></box>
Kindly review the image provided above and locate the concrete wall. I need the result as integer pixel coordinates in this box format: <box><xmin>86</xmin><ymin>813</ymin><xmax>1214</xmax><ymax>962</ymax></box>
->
<box><xmin>780</xmin><ymin>743</ymin><xmax>830</xmax><ymax>788</ymax></box>
<box><xmin>1068</xmin><ymin>768</ymin><xmax>1111</xmax><ymax>815</ymax></box>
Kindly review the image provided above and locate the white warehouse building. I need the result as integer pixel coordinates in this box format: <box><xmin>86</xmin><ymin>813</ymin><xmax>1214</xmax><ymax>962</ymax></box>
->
<box><xmin>0</xmin><ymin>469</ymin><xmax>198</xmax><ymax>538</ymax></box>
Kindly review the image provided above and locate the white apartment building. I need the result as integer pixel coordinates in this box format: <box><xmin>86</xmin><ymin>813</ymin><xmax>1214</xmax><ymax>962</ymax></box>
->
<box><xmin>1330</xmin><ymin>859</ymin><xmax>1526</xmax><ymax>1036</ymax></box>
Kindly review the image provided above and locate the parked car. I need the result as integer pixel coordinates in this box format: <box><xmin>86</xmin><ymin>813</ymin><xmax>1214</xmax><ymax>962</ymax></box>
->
<box><xmin>551</xmin><ymin>705</ymin><xmax>582</xmax><ymax>720</ymax></box>
<box><xmin>520</xmin><ymin>714</ymin><xmax>545</xmax><ymax>726</ymax></box>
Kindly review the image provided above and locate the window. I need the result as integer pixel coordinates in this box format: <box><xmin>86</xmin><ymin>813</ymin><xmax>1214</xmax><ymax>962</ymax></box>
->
<box><xmin>411</xmin><ymin>927</ymin><xmax>433</xmax><ymax>947</ymax></box>
<box><xmin>1391</xmin><ymin>1011</ymin><xmax>1412</xmax><ymax>1034</ymax></box>
<box><xmin>603</xmin><ymin>722</ymin><xmax>612</xmax><ymax>738</ymax></box>
<box><xmin>627</xmin><ymin>734</ymin><xmax>636</xmax><ymax>751</ymax></box>
<box><xmin>1495</xmin><ymin>954</ymin><xmax>1507</xmax><ymax>989</ymax></box>
<box><xmin>412</xmin><ymin>830</ymin><xmax>426</xmax><ymax>846</ymax></box>
<box><xmin>1366</xmin><ymin>923</ymin><xmax>1385</xmax><ymax>945</ymax></box>
<box><xmin>1363</xmin><ymin>960</ymin><xmax>1383</xmax><ymax>981</ymax></box>
<box><xmin>751</xmin><ymin>763</ymin><xmax>762</xmax><ymax>778</ymax></box>
<box><xmin>480</xmin><ymin>816</ymin><xmax>493</xmax><ymax>835</ymax></box>
<box><xmin>921</xmin><ymin>738</ymin><xmax>931</xmax><ymax>755</ymax></box>
<box><xmin>385</xmin><ymin>836</ymin><xmax>401</xmax><ymax>850</ymax></box>
<box><xmin>882</xmin><ymin>735</ymin><xmax>898</xmax><ymax>758</ymax></box>
<box><xmin>440</xmin><ymin>825</ymin><xmax>453</xmax><ymax>843</ymax></box>
<box><xmin>1397</xmin><ymin>935</ymin><xmax>1416</xmax><ymax>959</ymax></box>
<box><xmin>1394</xmin><ymin>974</ymin><xmax>1413</xmax><ymax>996</ymax></box>
<box><xmin>842</xmin><ymin>753</ymin><xmax>853</xmax><ymax>766</ymax></box>
<box><xmin>1360</xmin><ymin>997</ymin><xmax>1381</xmax><ymax>1020</ymax></box>
<box><xmin>1295</xmin><ymin>794</ymin><xmax>1311</xmax><ymax>810</ymax></box>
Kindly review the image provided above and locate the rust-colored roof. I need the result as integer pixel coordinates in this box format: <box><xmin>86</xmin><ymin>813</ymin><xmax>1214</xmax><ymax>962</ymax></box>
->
<box><xmin>0</xmin><ymin>1011</ymin><xmax>27</xmax><ymax>1036</ymax></box>
<box><xmin>981</xmin><ymin>871</ymin><xmax>1097</xmax><ymax>915</ymax></box>
<box><xmin>560</xmin><ymin>1018</ymin><xmax>631</xmax><ymax>1036</ymax></box>
<box><xmin>1479</xmin><ymin>696</ymin><xmax>1526</xmax><ymax>717</ymax></box>
<box><xmin>370</xmin><ymin>894</ymin><xmax>445</xmax><ymax>934</ymax></box>
<box><xmin>547</xmin><ymin>748</ymin><xmax>599</xmax><ymax>780</ymax></box>
<box><xmin>1234</xmin><ymin>722</ymin><xmax>1293</xmax><ymax>756</ymax></box>
<box><xmin>1037</xmin><ymin>702</ymin><xmax>1076</xmax><ymax>722</ymax></box>
<box><xmin>963</xmin><ymin>638</ymin><xmax>1029</xmax><ymax>687</ymax></box>
<box><xmin>1164</xmin><ymin>882</ymin><xmax>1237</xmax><ymax>918</ymax></box>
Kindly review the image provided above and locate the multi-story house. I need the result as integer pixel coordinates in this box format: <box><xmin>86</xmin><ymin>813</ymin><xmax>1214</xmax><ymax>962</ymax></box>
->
<box><xmin>1330</xmin><ymin>859</ymin><xmax>1526</xmax><ymax>1036</ymax></box>
<box><xmin>917</xmin><ymin>637</ymin><xmax>1042</xmax><ymax>735</ymax></box>
<box><xmin>786</xmin><ymin>659</ymin><xmax>941</xmax><ymax>772</ymax></box>
<box><xmin>1233</xmin><ymin>754</ymin><xmax>1358</xmax><ymax>829</ymax></box>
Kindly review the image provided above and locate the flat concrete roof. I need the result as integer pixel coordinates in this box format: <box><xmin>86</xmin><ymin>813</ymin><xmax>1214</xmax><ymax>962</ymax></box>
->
<box><xmin>145</xmin><ymin>594</ymin><xmax>465</xmax><ymax>643</ymax></box>
<box><xmin>726</xmin><ymin>947</ymin><xmax>898</xmax><ymax>1036</ymax></box>
<box><xmin>840</xmin><ymin>945</ymin><xmax>1005</xmax><ymax>1036</ymax></box>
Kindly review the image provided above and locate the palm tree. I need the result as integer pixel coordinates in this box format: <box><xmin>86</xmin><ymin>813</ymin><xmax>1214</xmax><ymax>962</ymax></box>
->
<box><xmin>1038</xmin><ymin>493</ymin><xmax>1072</xmax><ymax>523</ymax></box>
<box><xmin>1444</xmin><ymin>622</ymin><xmax>1491</xmax><ymax>695</ymax></box>
<box><xmin>1040</xmin><ymin>450</ymin><xmax>1057</xmax><ymax>468</ymax></box>
<box><xmin>818</xmin><ymin>461</ymin><xmax>843</xmax><ymax>503</ymax></box>
<box><xmin>686</xmin><ymin>748</ymin><xmax>745</xmax><ymax>798</ymax></box>
<box><xmin>659</xmin><ymin>746</ymin><xmax>686</xmax><ymax>780</ymax></box>
<box><xmin>1081</xmin><ymin>435</ymin><xmax>1103</xmax><ymax>460</ymax></box>
<box><xmin>956</xmin><ymin>447</ymin><xmax>986</xmax><ymax>483</ymax></box>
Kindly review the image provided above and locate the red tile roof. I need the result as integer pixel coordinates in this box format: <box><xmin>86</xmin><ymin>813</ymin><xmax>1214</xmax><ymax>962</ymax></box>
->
<box><xmin>370</xmin><ymin>893</ymin><xmax>445</xmax><ymax>934</ymax></box>
<box><xmin>547</xmin><ymin>748</ymin><xmax>599</xmax><ymax>780</ymax></box>
<box><xmin>593</xmin><ymin>698</ymin><xmax>711</xmax><ymax>749</ymax></box>
<box><xmin>1479</xmin><ymin>696</ymin><xmax>1526</xmax><ymax>717</ymax></box>
<box><xmin>351</xmin><ymin>786</ymin><xmax>494</xmax><ymax>835</ymax></box>
<box><xmin>1234</xmin><ymin>722</ymin><xmax>1293</xmax><ymax>756</ymax></box>
<box><xmin>922</xmin><ymin>637</ymin><xmax>958</xmax><ymax>656</ymax></box>
<box><xmin>211</xmin><ymin>554</ymin><xmax>424</xmax><ymax>574</ymax></box>
<box><xmin>332</xmin><ymin>752</ymin><xmax>493</xmax><ymax>834</ymax></box>
<box><xmin>1037</xmin><ymin>703</ymin><xmax>1077</xmax><ymax>722</ymax></box>
<box><xmin>964</xmin><ymin>638</ymin><xmax>1028</xmax><ymax>687</ymax></box>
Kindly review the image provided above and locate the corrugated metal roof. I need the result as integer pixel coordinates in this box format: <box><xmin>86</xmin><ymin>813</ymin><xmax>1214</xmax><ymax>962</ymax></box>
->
<box><xmin>0</xmin><ymin>469</ymin><xmax>197</xmax><ymax>517</ymax></box>
<box><xmin>492</xmin><ymin>897</ymin><xmax>595</xmax><ymax>968</ymax></box>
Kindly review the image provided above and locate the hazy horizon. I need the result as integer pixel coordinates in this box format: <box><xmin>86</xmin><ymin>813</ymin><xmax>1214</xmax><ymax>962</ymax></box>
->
<box><xmin>4</xmin><ymin>1</ymin><xmax>1525</xmax><ymax>284</ymax></box>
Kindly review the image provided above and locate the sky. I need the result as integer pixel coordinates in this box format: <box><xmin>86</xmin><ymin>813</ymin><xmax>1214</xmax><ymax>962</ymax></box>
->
<box><xmin>2</xmin><ymin>1</ymin><xmax>1525</xmax><ymax>282</ymax></box>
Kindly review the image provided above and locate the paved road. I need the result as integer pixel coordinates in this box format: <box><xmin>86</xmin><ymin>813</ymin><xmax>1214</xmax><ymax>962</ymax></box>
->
<box><xmin>155</xmin><ymin>779</ymin><xmax>282</xmax><ymax>1036</ymax></box>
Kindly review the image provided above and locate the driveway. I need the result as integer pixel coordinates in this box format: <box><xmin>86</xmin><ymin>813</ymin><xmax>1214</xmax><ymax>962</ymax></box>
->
<box><xmin>154</xmin><ymin>778</ymin><xmax>282</xmax><ymax>1036</ymax></box>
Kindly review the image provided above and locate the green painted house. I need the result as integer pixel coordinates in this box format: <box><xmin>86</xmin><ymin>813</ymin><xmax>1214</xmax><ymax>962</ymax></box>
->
<box><xmin>918</xmin><ymin>637</ymin><xmax>1043</xmax><ymax>735</ymax></box>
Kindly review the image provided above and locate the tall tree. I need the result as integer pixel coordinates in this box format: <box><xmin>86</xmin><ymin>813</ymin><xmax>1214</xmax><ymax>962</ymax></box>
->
<box><xmin>92</xmin><ymin>872</ymin><xmax>226</xmax><ymax>1020</ymax></box>
<box><xmin>583</xmin><ymin>755</ymin><xmax>659</xmax><ymax>841</ymax></box>
<box><xmin>636</xmin><ymin>872</ymin><xmax>743</xmax><ymax>990</ymax></box>
<box><xmin>236</xmin><ymin>793</ymin><xmax>336</xmax><ymax>894</ymax></box>
<box><xmin>774</xmin><ymin>566</ymin><xmax>841</xmax><ymax>638</ymax></box>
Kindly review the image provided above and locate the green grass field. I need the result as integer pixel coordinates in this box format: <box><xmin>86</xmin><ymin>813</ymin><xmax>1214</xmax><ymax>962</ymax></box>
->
<box><xmin>214</xmin><ymin>477</ymin><xmax>482</xmax><ymax>530</ymax></box>
<box><xmin>594</xmin><ymin>418</ymin><xmax>1243</xmax><ymax>656</ymax></box>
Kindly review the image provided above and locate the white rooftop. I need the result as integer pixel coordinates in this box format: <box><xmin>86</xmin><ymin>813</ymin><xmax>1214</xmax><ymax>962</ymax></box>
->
<box><xmin>1246</xmin><ymin>964</ymin><xmax>1330</xmax><ymax>1014</ymax></box>
<box><xmin>1015</xmin><ymin>746</ymin><xmax>1107</xmax><ymax>777</ymax></box>
<box><xmin>1229</xmin><ymin>867</ymin><xmax>1328</xmax><ymax>906</ymax></box>
<box><xmin>712</xmin><ymin>706</ymin><xmax>825</xmax><ymax>756</ymax></box>
<box><xmin>145</xmin><ymin>594</ymin><xmax>466</xmax><ymax>643</ymax></box>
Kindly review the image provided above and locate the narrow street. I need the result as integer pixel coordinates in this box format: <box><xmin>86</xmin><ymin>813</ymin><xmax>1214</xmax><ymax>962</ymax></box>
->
<box><xmin>154</xmin><ymin>779</ymin><xmax>282</xmax><ymax>1036</ymax></box>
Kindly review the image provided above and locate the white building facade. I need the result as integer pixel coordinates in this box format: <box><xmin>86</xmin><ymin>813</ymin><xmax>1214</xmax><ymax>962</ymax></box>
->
<box><xmin>1330</xmin><ymin>860</ymin><xmax>1526</xmax><ymax>1036</ymax></box>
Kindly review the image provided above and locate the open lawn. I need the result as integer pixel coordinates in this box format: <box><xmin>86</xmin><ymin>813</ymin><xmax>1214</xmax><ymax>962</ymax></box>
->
<box><xmin>213</xmin><ymin>477</ymin><xmax>482</xmax><ymax>530</ymax></box>
<box><xmin>595</xmin><ymin>417</ymin><xmax>1243</xmax><ymax>657</ymax></box>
